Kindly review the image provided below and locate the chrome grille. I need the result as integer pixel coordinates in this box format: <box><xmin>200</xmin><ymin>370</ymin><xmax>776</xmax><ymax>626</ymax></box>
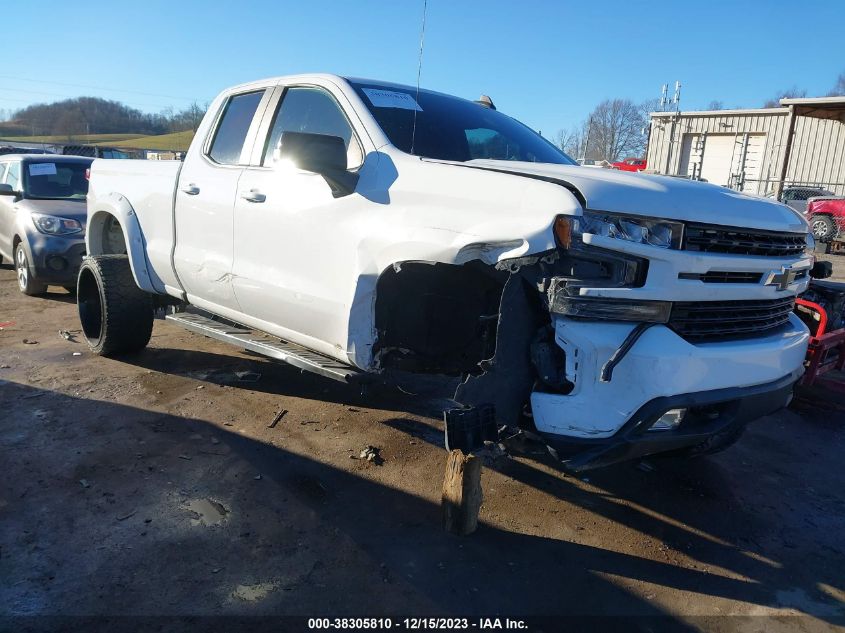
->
<box><xmin>670</xmin><ymin>297</ymin><xmax>796</xmax><ymax>342</ymax></box>
<box><xmin>683</xmin><ymin>224</ymin><xmax>806</xmax><ymax>257</ymax></box>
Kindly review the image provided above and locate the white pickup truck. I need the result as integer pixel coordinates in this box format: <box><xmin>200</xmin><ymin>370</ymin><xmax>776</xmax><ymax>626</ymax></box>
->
<box><xmin>79</xmin><ymin>74</ymin><xmax>814</xmax><ymax>470</ymax></box>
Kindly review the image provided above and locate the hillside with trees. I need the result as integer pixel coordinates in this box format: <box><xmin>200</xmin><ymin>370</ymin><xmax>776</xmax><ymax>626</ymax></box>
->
<box><xmin>0</xmin><ymin>97</ymin><xmax>206</xmax><ymax>140</ymax></box>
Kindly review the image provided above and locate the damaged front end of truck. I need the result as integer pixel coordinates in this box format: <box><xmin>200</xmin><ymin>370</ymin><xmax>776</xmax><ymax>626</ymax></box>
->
<box><xmin>372</xmin><ymin>207</ymin><xmax>809</xmax><ymax>471</ymax></box>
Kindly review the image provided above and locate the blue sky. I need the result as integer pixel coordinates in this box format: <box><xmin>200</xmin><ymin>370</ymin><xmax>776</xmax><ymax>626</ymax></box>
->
<box><xmin>2</xmin><ymin>0</ymin><xmax>843</xmax><ymax>137</ymax></box>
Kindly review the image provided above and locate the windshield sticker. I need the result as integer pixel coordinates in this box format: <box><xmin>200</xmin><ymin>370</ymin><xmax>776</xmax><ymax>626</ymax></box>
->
<box><xmin>29</xmin><ymin>163</ymin><xmax>57</xmax><ymax>176</ymax></box>
<box><xmin>362</xmin><ymin>88</ymin><xmax>422</xmax><ymax>111</ymax></box>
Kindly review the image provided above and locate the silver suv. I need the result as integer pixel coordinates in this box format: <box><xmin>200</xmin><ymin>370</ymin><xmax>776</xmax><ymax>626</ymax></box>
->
<box><xmin>0</xmin><ymin>154</ymin><xmax>92</xmax><ymax>295</ymax></box>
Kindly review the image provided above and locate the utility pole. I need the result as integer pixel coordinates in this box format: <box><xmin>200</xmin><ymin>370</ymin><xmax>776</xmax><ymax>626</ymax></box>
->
<box><xmin>663</xmin><ymin>81</ymin><xmax>682</xmax><ymax>175</ymax></box>
<box><xmin>581</xmin><ymin>116</ymin><xmax>593</xmax><ymax>163</ymax></box>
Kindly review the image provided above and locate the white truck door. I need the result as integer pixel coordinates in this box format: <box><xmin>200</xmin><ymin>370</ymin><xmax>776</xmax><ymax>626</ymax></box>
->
<box><xmin>173</xmin><ymin>88</ymin><xmax>270</xmax><ymax>311</ymax></box>
<box><xmin>231</xmin><ymin>84</ymin><xmax>369</xmax><ymax>352</ymax></box>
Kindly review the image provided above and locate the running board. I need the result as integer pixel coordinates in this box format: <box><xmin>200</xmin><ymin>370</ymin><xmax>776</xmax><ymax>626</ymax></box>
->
<box><xmin>165</xmin><ymin>312</ymin><xmax>366</xmax><ymax>384</ymax></box>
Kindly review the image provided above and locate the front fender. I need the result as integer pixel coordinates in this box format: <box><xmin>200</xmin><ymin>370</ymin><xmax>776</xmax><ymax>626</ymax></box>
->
<box><xmin>86</xmin><ymin>193</ymin><xmax>165</xmax><ymax>294</ymax></box>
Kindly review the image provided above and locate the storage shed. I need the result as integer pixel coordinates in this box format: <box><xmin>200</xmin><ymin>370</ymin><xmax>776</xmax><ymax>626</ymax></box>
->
<box><xmin>646</xmin><ymin>97</ymin><xmax>845</xmax><ymax>196</ymax></box>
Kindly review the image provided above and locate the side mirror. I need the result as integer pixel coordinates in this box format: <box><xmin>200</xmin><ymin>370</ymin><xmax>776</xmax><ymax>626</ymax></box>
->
<box><xmin>278</xmin><ymin>131</ymin><xmax>359</xmax><ymax>197</ymax></box>
<box><xmin>0</xmin><ymin>183</ymin><xmax>18</xmax><ymax>196</ymax></box>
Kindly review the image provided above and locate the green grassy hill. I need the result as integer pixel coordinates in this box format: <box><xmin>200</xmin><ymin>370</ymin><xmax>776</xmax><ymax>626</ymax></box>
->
<box><xmin>93</xmin><ymin>130</ymin><xmax>195</xmax><ymax>152</ymax></box>
<box><xmin>0</xmin><ymin>133</ymin><xmax>145</xmax><ymax>144</ymax></box>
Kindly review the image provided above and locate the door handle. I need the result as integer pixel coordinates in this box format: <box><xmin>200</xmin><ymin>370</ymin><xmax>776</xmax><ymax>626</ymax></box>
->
<box><xmin>181</xmin><ymin>183</ymin><xmax>200</xmax><ymax>195</ymax></box>
<box><xmin>240</xmin><ymin>189</ymin><xmax>266</xmax><ymax>203</ymax></box>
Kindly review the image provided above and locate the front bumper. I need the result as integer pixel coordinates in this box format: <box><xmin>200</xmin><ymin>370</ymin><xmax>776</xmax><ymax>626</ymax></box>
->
<box><xmin>530</xmin><ymin>313</ymin><xmax>809</xmax><ymax>469</ymax></box>
<box><xmin>537</xmin><ymin>369</ymin><xmax>800</xmax><ymax>471</ymax></box>
<box><xmin>26</xmin><ymin>230</ymin><xmax>86</xmax><ymax>285</ymax></box>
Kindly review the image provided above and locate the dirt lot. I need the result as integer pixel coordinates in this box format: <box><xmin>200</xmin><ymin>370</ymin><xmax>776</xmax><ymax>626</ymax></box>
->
<box><xmin>1</xmin><ymin>255</ymin><xmax>845</xmax><ymax>631</ymax></box>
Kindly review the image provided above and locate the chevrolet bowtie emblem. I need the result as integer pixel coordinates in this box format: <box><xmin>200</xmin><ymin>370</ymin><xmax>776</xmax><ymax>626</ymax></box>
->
<box><xmin>764</xmin><ymin>265</ymin><xmax>799</xmax><ymax>291</ymax></box>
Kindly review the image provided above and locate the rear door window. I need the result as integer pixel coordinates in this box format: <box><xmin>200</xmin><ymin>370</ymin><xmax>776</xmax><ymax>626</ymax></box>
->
<box><xmin>208</xmin><ymin>90</ymin><xmax>265</xmax><ymax>165</ymax></box>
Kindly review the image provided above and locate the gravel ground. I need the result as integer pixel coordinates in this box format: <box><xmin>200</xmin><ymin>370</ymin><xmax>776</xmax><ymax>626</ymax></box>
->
<box><xmin>1</xmin><ymin>258</ymin><xmax>844</xmax><ymax>631</ymax></box>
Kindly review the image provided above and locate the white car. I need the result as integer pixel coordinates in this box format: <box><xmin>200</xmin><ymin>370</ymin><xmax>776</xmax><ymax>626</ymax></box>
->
<box><xmin>78</xmin><ymin>74</ymin><xmax>813</xmax><ymax>470</ymax></box>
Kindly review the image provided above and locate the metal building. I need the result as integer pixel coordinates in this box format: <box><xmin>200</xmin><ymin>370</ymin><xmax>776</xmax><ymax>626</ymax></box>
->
<box><xmin>646</xmin><ymin>97</ymin><xmax>845</xmax><ymax>196</ymax></box>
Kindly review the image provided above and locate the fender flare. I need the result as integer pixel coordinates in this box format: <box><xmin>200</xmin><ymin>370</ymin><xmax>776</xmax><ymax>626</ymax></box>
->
<box><xmin>86</xmin><ymin>192</ymin><xmax>165</xmax><ymax>294</ymax></box>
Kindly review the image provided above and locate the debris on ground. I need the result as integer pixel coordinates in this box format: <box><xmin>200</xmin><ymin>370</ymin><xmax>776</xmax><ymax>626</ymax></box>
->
<box><xmin>253</xmin><ymin>474</ymin><xmax>262</xmax><ymax>481</ymax></box>
<box><xmin>234</xmin><ymin>371</ymin><xmax>261</xmax><ymax>383</ymax></box>
<box><xmin>22</xmin><ymin>339</ymin><xmax>38</xmax><ymax>345</ymax></box>
<box><xmin>0</xmin><ymin>364</ymin><xmax>10</xmax><ymax>369</ymax></box>
<box><xmin>353</xmin><ymin>445</ymin><xmax>383</xmax><ymax>465</ymax></box>
<box><xmin>116</xmin><ymin>510</ymin><xmax>137</xmax><ymax>521</ymax></box>
<box><xmin>58</xmin><ymin>330</ymin><xmax>78</xmax><ymax>342</ymax></box>
<box><xmin>79</xmin><ymin>479</ymin><xmax>90</xmax><ymax>488</ymax></box>
<box><xmin>268</xmin><ymin>409</ymin><xmax>288</xmax><ymax>428</ymax></box>
<box><xmin>72</xmin><ymin>352</ymin><xmax>82</xmax><ymax>356</ymax></box>
<box><xmin>0</xmin><ymin>321</ymin><xmax>15</xmax><ymax>329</ymax></box>
<box><xmin>178</xmin><ymin>454</ymin><xmax>192</xmax><ymax>461</ymax></box>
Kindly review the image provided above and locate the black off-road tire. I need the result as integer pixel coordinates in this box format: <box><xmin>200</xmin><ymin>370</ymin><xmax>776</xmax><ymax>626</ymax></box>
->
<box><xmin>77</xmin><ymin>255</ymin><xmax>153</xmax><ymax>356</ymax></box>
<box><xmin>811</xmin><ymin>215</ymin><xmax>836</xmax><ymax>242</ymax></box>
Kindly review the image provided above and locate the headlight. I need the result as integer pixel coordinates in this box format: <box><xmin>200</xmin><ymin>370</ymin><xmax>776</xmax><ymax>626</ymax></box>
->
<box><xmin>31</xmin><ymin>213</ymin><xmax>83</xmax><ymax>235</ymax></box>
<box><xmin>549</xmin><ymin>295</ymin><xmax>671</xmax><ymax>323</ymax></box>
<box><xmin>555</xmin><ymin>211</ymin><xmax>683</xmax><ymax>249</ymax></box>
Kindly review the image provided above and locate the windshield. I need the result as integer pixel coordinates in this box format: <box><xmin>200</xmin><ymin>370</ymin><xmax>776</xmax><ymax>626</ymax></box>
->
<box><xmin>349</xmin><ymin>81</ymin><xmax>577</xmax><ymax>165</ymax></box>
<box><xmin>23</xmin><ymin>161</ymin><xmax>89</xmax><ymax>200</ymax></box>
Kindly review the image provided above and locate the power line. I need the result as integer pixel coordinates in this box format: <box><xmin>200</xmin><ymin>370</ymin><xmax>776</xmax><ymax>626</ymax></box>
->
<box><xmin>0</xmin><ymin>74</ymin><xmax>198</xmax><ymax>102</ymax></box>
<box><xmin>0</xmin><ymin>86</ymin><xmax>180</xmax><ymax>111</ymax></box>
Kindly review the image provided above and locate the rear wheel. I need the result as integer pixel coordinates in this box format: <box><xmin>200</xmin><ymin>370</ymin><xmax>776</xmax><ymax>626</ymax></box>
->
<box><xmin>77</xmin><ymin>255</ymin><xmax>153</xmax><ymax>356</ymax></box>
<box><xmin>811</xmin><ymin>215</ymin><xmax>836</xmax><ymax>242</ymax></box>
<box><xmin>15</xmin><ymin>242</ymin><xmax>46</xmax><ymax>296</ymax></box>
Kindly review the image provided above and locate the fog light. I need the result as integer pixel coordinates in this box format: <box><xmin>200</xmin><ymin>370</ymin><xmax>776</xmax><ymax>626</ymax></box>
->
<box><xmin>47</xmin><ymin>256</ymin><xmax>68</xmax><ymax>271</ymax></box>
<box><xmin>649</xmin><ymin>408</ymin><xmax>686</xmax><ymax>431</ymax></box>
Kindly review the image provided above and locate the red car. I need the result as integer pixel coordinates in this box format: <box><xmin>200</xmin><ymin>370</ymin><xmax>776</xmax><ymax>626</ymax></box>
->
<box><xmin>612</xmin><ymin>157</ymin><xmax>647</xmax><ymax>172</ymax></box>
<box><xmin>806</xmin><ymin>197</ymin><xmax>845</xmax><ymax>242</ymax></box>
<box><xmin>774</xmin><ymin>186</ymin><xmax>845</xmax><ymax>242</ymax></box>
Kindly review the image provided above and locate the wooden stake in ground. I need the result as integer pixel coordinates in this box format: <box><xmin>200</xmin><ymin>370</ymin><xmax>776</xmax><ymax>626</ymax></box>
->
<box><xmin>441</xmin><ymin>449</ymin><xmax>483</xmax><ymax>535</ymax></box>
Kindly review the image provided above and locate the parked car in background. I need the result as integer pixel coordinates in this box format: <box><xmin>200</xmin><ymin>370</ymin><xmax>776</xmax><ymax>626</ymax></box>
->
<box><xmin>0</xmin><ymin>155</ymin><xmax>92</xmax><ymax>295</ymax></box>
<box><xmin>612</xmin><ymin>157</ymin><xmax>647</xmax><ymax>172</ymax></box>
<box><xmin>768</xmin><ymin>186</ymin><xmax>845</xmax><ymax>241</ymax></box>
<box><xmin>806</xmin><ymin>198</ymin><xmax>845</xmax><ymax>242</ymax></box>
<box><xmin>578</xmin><ymin>159</ymin><xmax>612</xmax><ymax>169</ymax></box>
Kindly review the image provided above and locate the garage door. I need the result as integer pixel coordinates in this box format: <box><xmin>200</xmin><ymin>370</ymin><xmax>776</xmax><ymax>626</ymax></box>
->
<box><xmin>699</xmin><ymin>134</ymin><xmax>737</xmax><ymax>186</ymax></box>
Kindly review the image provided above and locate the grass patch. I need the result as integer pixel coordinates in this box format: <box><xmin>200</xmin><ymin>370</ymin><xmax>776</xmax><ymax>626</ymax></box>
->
<box><xmin>0</xmin><ymin>133</ymin><xmax>145</xmax><ymax>144</ymax></box>
<box><xmin>93</xmin><ymin>130</ymin><xmax>195</xmax><ymax>151</ymax></box>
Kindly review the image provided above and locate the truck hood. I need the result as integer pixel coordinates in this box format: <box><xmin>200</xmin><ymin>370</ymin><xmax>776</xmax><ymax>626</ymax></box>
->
<box><xmin>460</xmin><ymin>160</ymin><xmax>808</xmax><ymax>234</ymax></box>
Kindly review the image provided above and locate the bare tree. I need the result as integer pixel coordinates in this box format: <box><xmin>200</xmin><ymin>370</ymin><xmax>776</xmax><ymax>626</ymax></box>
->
<box><xmin>707</xmin><ymin>100</ymin><xmax>725</xmax><ymax>110</ymax></box>
<box><xmin>828</xmin><ymin>71</ymin><xmax>845</xmax><ymax>96</ymax></box>
<box><xmin>554</xmin><ymin>124</ymin><xmax>587</xmax><ymax>159</ymax></box>
<box><xmin>587</xmin><ymin>98</ymin><xmax>648</xmax><ymax>162</ymax></box>
<box><xmin>763</xmin><ymin>87</ymin><xmax>806</xmax><ymax>108</ymax></box>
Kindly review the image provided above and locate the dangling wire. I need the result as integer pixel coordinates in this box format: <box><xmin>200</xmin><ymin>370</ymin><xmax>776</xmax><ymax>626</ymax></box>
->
<box><xmin>410</xmin><ymin>0</ymin><xmax>428</xmax><ymax>156</ymax></box>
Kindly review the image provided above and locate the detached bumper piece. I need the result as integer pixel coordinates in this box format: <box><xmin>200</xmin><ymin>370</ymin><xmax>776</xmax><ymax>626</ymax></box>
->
<box><xmin>444</xmin><ymin>404</ymin><xmax>497</xmax><ymax>453</ymax></box>
<box><xmin>539</xmin><ymin>370</ymin><xmax>801</xmax><ymax>472</ymax></box>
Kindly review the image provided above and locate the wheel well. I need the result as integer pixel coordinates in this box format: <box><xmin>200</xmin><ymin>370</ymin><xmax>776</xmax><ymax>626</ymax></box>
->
<box><xmin>88</xmin><ymin>212</ymin><xmax>128</xmax><ymax>255</ymax></box>
<box><xmin>373</xmin><ymin>261</ymin><xmax>507</xmax><ymax>374</ymax></box>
